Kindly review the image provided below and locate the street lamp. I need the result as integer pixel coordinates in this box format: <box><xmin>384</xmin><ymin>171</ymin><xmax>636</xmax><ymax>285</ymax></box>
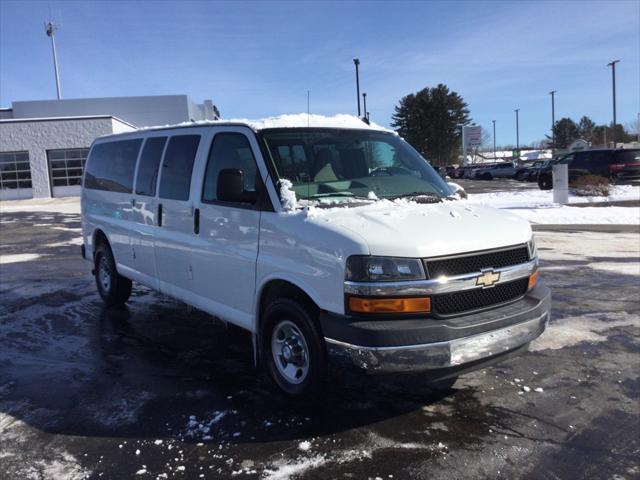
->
<box><xmin>549</xmin><ymin>90</ymin><xmax>556</xmax><ymax>154</ymax></box>
<box><xmin>353</xmin><ymin>58</ymin><xmax>361</xmax><ymax>117</ymax></box>
<box><xmin>607</xmin><ymin>60</ymin><xmax>620</xmax><ymax>147</ymax></box>
<box><xmin>45</xmin><ymin>21</ymin><xmax>62</xmax><ymax>100</ymax></box>
<box><xmin>514</xmin><ymin>109</ymin><xmax>520</xmax><ymax>152</ymax></box>
<box><xmin>492</xmin><ymin>120</ymin><xmax>496</xmax><ymax>160</ymax></box>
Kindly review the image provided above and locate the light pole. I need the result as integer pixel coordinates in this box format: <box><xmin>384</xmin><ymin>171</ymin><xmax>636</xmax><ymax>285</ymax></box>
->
<box><xmin>549</xmin><ymin>90</ymin><xmax>556</xmax><ymax>155</ymax></box>
<box><xmin>353</xmin><ymin>58</ymin><xmax>361</xmax><ymax>117</ymax></box>
<box><xmin>607</xmin><ymin>60</ymin><xmax>620</xmax><ymax>147</ymax></box>
<box><xmin>492</xmin><ymin>120</ymin><xmax>496</xmax><ymax>160</ymax></box>
<box><xmin>515</xmin><ymin>109</ymin><xmax>520</xmax><ymax>152</ymax></box>
<box><xmin>45</xmin><ymin>21</ymin><xmax>62</xmax><ymax>100</ymax></box>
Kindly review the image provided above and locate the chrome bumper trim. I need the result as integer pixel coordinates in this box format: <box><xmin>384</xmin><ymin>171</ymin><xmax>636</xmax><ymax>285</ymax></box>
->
<box><xmin>325</xmin><ymin>311</ymin><xmax>549</xmax><ymax>374</ymax></box>
<box><xmin>344</xmin><ymin>259</ymin><xmax>538</xmax><ymax>297</ymax></box>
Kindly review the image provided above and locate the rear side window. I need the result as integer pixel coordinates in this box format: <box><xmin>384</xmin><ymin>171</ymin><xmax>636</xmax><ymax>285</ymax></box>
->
<box><xmin>136</xmin><ymin>137</ymin><xmax>167</xmax><ymax>196</ymax></box>
<box><xmin>614</xmin><ymin>150</ymin><xmax>640</xmax><ymax>164</ymax></box>
<box><xmin>85</xmin><ymin>139</ymin><xmax>143</xmax><ymax>193</ymax></box>
<box><xmin>202</xmin><ymin>133</ymin><xmax>259</xmax><ymax>203</ymax></box>
<box><xmin>159</xmin><ymin>135</ymin><xmax>201</xmax><ymax>201</ymax></box>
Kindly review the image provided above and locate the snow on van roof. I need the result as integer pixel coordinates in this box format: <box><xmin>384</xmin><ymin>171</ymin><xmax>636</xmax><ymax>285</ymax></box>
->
<box><xmin>140</xmin><ymin>113</ymin><xmax>394</xmax><ymax>133</ymax></box>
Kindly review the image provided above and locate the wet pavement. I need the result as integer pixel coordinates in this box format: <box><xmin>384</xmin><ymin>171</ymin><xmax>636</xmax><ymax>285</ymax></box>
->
<box><xmin>0</xmin><ymin>204</ymin><xmax>639</xmax><ymax>480</ymax></box>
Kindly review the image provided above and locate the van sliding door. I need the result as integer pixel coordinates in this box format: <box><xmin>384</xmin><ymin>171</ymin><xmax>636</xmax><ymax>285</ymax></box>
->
<box><xmin>153</xmin><ymin>133</ymin><xmax>204</xmax><ymax>298</ymax></box>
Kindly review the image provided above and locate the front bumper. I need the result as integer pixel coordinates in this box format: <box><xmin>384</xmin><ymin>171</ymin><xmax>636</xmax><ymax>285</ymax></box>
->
<box><xmin>321</xmin><ymin>283</ymin><xmax>551</xmax><ymax>375</ymax></box>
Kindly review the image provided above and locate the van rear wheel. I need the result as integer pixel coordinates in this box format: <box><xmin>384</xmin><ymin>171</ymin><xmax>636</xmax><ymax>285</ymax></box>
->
<box><xmin>262</xmin><ymin>298</ymin><xmax>327</xmax><ymax>397</ymax></box>
<box><xmin>94</xmin><ymin>243</ymin><xmax>132</xmax><ymax>306</ymax></box>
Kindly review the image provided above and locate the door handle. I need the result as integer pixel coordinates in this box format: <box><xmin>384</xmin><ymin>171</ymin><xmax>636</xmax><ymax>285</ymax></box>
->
<box><xmin>157</xmin><ymin>203</ymin><xmax>163</xmax><ymax>227</ymax></box>
<box><xmin>194</xmin><ymin>208</ymin><xmax>200</xmax><ymax>234</ymax></box>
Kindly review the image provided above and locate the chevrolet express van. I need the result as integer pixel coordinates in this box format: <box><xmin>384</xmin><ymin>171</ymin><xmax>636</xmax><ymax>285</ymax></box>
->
<box><xmin>81</xmin><ymin>115</ymin><xmax>551</xmax><ymax>397</ymax></box>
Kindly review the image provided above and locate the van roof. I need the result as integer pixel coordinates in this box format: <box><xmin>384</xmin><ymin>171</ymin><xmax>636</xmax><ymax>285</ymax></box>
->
<box><xmin>95</xmin><ymin>114</ymin><xmax>394</xmax><ymax>142</ymax></box>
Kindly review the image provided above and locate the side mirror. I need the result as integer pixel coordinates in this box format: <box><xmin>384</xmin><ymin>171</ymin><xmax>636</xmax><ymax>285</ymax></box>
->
<box><xmin>447</xmin><ymin>182</ymin><xmax>467</xmax><ymax>199</ymax></box>
<box><xmin>217</xmin><ymin>168</ymin><xmax>257</xmax><ymax>203</ymax></box>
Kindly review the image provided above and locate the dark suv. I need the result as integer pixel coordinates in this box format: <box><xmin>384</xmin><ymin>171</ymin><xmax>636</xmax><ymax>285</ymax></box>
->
<box><xmin>538</xmin><ymin>149</ymin><xmax>640</xmax><ymax>190</ymax></box>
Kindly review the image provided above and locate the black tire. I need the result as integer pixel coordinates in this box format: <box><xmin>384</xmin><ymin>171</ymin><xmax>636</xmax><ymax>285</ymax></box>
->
<box><xmin>427</xmin><ymin>376</ymin><xmax>458</xmax><ymax>391</ymax></box>
<box><xmin>262</xmin><ymin>298</ymin><xmax>327</xmax><ymax>397</ymax></box>
<box><xmin>538</xmin><ymin>174</ymin><xmax>552</xmax><ymax>190</ymax></box>
<box><xmin>94</xmin><ymin>242</ymin><xmax>132</xmax><ymax>306</ymax></box>
<box><xmin>482</xmin><ymin>172</ymin><xmax>492</xmax><ymax>180</ymax></box>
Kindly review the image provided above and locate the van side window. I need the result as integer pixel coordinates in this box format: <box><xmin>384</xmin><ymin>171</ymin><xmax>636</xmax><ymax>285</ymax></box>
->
<box><xmin>202</xmin><ymin>133</ymin><xmax>258</xmax><ymax>204</ymax></box>
<box><xmin>85</xmin><ymin>139</ymin><xmax>143</xmax><ymax>193</ymax></box>
<box><xmin>159</xmin><ymin>135</ymin><xmax>201</xmax><ymax>201</ymax></box>
<box><xmin>135</xmin><ymin>137</ymin><xmax>167</xmax><ymax>196</ymax></box>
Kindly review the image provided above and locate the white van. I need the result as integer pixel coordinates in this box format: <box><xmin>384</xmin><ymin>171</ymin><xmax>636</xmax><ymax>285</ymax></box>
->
<box><xmin>81</xmin><ymin>115</ymin><xmax>550</xmax><ymax>397</ymax></box>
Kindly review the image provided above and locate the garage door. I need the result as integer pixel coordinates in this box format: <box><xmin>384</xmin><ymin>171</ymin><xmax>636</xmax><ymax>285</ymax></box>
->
<box><xmin>47</xmin><ymin>148</ymin><xmax>89</xmax><ymax>197</ymax></box>
<box><xmin>0</xmin><ymin>151</ymin><xmax>33</xmax><ymax>200</ymax></box>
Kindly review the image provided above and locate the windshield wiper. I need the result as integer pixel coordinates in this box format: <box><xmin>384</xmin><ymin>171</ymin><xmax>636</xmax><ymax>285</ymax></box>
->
<box><xmin>307</xmin><ymin>192</ymin><xmax>371</xmax><ymax>200</ymax></box>
<box><xmin>386</xmin><ymin>192</ymin><xmax>444</xmax><ymax>203</ymax></box>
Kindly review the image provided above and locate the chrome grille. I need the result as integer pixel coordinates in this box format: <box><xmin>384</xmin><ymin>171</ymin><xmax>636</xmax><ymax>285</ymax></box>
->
<box><xmin>424</xmin><ymin>245</ymin><xmax>529</xmax><ymax>279</ymax></box>
<box><xmin>432</xmin><ymin>278</ymin><xmax>529</xmax><ymax>316</ymax></box>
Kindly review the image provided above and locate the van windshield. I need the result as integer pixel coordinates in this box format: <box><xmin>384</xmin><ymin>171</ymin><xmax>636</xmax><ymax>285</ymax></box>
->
<box><xmin>259</xmin><ymin>128</ymin><xmax>451</xmax><ymax>204</ymax></box>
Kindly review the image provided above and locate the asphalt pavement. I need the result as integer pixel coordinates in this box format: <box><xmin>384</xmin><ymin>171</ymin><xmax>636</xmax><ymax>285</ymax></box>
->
<box><xmin>0</xmin><ymin>203</ymin><xmax>638</xmax><ymax>480</ymax></box>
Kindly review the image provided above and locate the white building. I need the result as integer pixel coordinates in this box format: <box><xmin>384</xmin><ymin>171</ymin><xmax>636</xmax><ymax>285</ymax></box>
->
<box><xmin>0</xmin><ymin>95</ymin><xmax>218</xmax><ymax>200</ymax></box>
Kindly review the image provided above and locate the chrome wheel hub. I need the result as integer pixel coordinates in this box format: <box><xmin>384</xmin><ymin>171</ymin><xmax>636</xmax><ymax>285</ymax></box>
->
<box><xmin>99</xmin><ymin>256</ymin><xmax>112</xmax><ymax>292</ymax></box>
<box><xmin>271</xmin><ymin>320</ymin><xmax>309</xmax><ymax>385</ymax></box>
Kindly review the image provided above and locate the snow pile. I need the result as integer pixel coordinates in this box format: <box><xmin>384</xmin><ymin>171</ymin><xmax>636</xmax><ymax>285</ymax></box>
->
<box><xmin>279</xmin><ymin>179</ymin><xmax>298</xmax><ymax>211</ymax></box>
<box><xmin>229</xmin><ymin>113</ymin><xmax>392</xmax><ymax>132</ymax></box>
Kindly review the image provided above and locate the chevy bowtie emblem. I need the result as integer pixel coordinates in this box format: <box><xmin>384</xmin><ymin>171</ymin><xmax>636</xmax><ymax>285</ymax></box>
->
<box><xmin>476</xmin><ymin>270</ymin><xmax>500</xmax><ymax>288</ymax></box>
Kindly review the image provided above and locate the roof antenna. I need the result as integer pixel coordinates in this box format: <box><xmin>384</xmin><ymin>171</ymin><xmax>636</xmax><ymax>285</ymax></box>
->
<box><xmin>307</xmin><ymin>90</ymin><xmax>310</xmax><ymax>127</ymax></box>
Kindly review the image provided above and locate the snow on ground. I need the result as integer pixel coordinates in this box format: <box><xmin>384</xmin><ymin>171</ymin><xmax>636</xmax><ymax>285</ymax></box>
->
<box><xmin>466</xmin><ymin>184</ymin><xmax>640</xmax><ymax>224</ymax></box>
<box><xmin>0</xmin><ymin>197</ymin><xmax>80</xmax><ymax>214</ymax></box>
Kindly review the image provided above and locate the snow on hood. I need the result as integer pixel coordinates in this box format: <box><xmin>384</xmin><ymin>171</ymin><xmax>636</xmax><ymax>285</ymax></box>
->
<box><xmin>139</xmin><ymin>114</ymin><xmax>394</xmax><ymax>133</ymax></box>
<box><xmin>297</xmin><ymin>199</ymin><xmax>532</xmax><ymax>258</ymax></box>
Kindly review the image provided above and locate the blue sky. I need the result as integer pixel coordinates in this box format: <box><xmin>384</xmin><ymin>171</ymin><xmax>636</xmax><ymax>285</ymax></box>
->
<box><xmin>1</xmin><ymin>0</ymin><xmax>638</xmax><ymax>146</ymax></box>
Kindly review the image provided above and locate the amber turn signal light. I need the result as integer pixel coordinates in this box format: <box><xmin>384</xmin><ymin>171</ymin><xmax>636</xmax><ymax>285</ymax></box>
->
<box><xmin>348</xmin><ymin>296</ymin><xmax>431</xmax><ymax>314</ymax></box>
<box><xmin>528</xmin><ymin>271</ymin><xmax>538</xmax><ymax>290</ymax></box>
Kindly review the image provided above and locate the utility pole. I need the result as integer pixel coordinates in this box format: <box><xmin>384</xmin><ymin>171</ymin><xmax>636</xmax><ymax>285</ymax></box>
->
<box><xmin>353</xmin><ymin>58</ymin><xmax>361</xmax><ymax>117</ymax></box>
<box><xmin>607</xmin><ymin>60</ymin><xmax>620</xmax><ymax>147</ymax></box>
<box><xmin>45</xmin><ymin>21</ymin><xmax>62</xmax><ymax>100</ymax></box>
<box><xmin>492</xmin><ymin>120</ymin><xmax>496</xmax><ymax>160</ymax></box>
<box><xmin>515</xmin><ymin>109</ymin><xmax>520</xmax><ymax>152</ymax></box>
<box><xmin>549</xmin><ymin>91</ymin><xmax>556</xmax><ymax>155</ymax></box>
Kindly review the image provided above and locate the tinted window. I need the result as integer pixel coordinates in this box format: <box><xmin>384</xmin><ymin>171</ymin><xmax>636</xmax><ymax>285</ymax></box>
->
<box><xmin>159</xmin><ymin>135</ymin><xmax>201</xmax><ymax>201</ymax></box>
<box><xmin>202</xmin><ymin>133</ymin><xmax>259</xmax><ymax>203</ymax></box>
<box><xmin>136</xmin><ymin>137</ymin><xmax>167</xmax><ymax>196</ymax></box>
<box><xmin>571</xmin><ymin>153</ymin><xmax>590</xmax><ymax>168</ymax></box>
<box><xmin>588</xmin><ymin>151</ymin><xmax>611</xmax><ymax>175</ymax></box>
<box><xmin>85</xmin><ymin>139</ymin><xmax>142</xmax><ymax>193</ymax></box>
<box><xmin>614</xmin><ymin>150</ymin><xmax>640</xmax><ymax>164</ymax></box>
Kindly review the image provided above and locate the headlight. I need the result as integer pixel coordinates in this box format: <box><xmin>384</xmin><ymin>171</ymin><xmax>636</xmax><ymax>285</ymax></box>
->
<box><xmin>346</xmin><ymin>256</ymin><xmax>426</xmax><ymax>282</ymax></box>
<box><xmin>527</xmin><ymin>236</ymin><xmax>537</xmax><ymax>260</ymax></box>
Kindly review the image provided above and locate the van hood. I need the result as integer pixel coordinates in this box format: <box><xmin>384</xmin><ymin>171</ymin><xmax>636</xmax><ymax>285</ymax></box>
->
<box><xmin>305</xmin><ymin>200</ymin><xmax>532</xmax><ymax>258</ymax></box>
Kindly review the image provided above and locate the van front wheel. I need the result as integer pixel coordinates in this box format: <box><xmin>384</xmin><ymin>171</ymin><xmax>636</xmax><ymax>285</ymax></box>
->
<box><xmin>94</xmin><ymin>243</ymin><xmax>132</xmax><ymax>306</ymax></box>
<box><xmin>262</xmin><ymin>298</ymin><xmax>327</xmax><ymax>397</ymax></box>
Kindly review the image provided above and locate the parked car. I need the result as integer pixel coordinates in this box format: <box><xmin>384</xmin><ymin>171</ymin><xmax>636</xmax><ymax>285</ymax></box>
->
<box><xmin>538</xmin><ymin>149</ymin><xmax>640</xmax><ymax>190</ymax></box>
<box><xmin>475</xmin><ymin>162</ymin><xmax>517</xmax><ymax>180</ymax></box>
<box><xmin>81</xmin><ymin>118</ymin><xmax>551</xmax><ymax>397</ymax></box>
<box><xmin>514</xmin><ymin>161</ymin><xmax>542</xmax><ymax>181</ymax></box>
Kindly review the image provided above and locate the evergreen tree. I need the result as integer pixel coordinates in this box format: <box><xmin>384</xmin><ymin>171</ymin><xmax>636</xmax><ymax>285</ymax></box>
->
<box><xmin>577</xmin><ymin>116</ymin><xmax>596</xmax><ymax>143</ymax></box>
<box><xmin>391</xmin><ymin>84</ymin><xmax>470</xmax><ymax>166</ymax></box>
<box><xmin>551</xmin><ymin>118</ymin><xmax>580</xmax><ymax>148</ymax></box>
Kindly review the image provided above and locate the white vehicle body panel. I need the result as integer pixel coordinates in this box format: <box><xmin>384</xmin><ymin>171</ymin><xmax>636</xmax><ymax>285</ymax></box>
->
<box><xmin>82</xmin><ymin>120</ymin><xmax>534</xmax><ymax>337</ymax></box>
